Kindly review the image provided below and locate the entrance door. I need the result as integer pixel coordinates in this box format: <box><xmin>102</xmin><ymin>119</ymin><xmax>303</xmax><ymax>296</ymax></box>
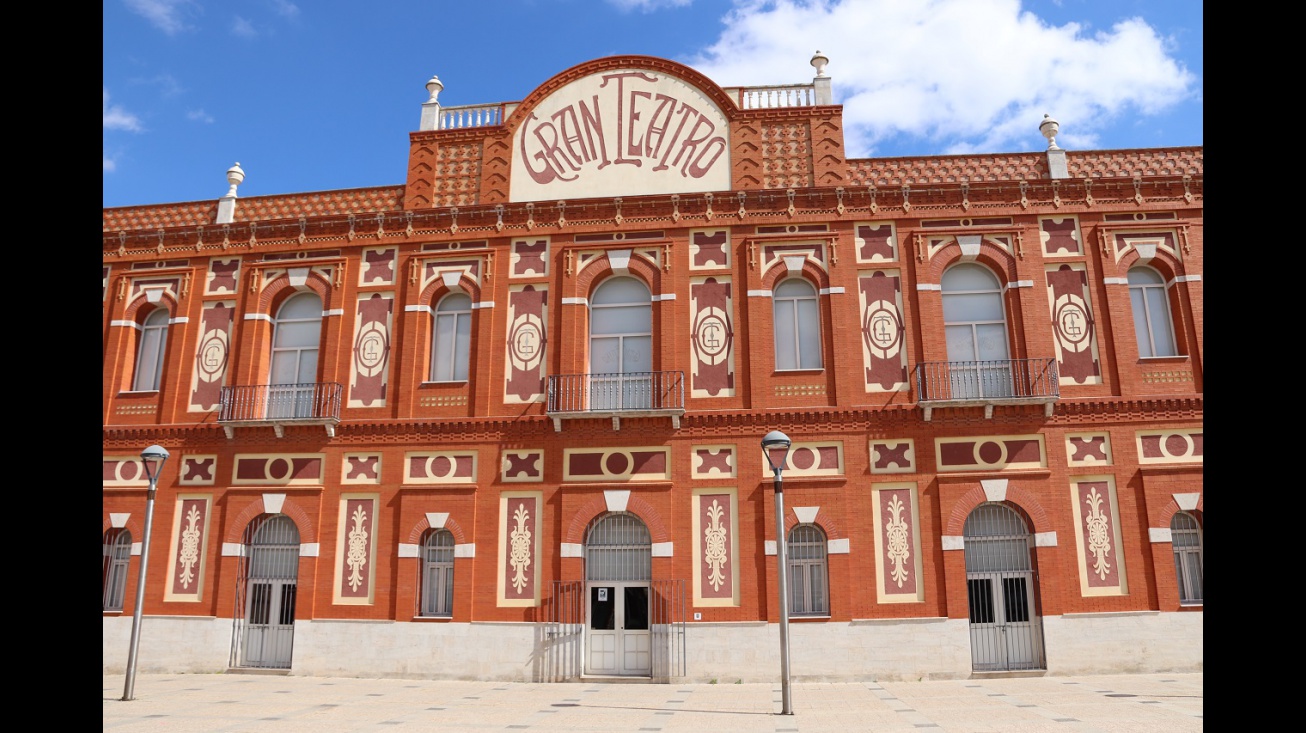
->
<box><xmin>587</xmin><ymin>583</ymin><xmax>651</xmax><ymax>675</ymax></box>
<box><xmin>963</xmin><ymin>504</ymin><xmax>1045</xmax><ymax>671</ymax></box>
<box><xmin>233</xmin><ymin>515</ymin><xmax>300</xmax><ymax>669</ymax></box>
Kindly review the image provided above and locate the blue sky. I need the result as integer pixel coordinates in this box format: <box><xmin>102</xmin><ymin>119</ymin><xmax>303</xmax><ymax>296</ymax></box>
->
<box><xmin>103</xmin><ymin>0</ymin><xmax>1202</xmax><ymax>209</ymax></box>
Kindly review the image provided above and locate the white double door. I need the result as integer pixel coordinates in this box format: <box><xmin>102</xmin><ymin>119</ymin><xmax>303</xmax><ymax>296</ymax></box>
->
<box><xmin>586</xmin><ymin>583</ymin><xmax>651</xmax><ymax>676</ymax></box>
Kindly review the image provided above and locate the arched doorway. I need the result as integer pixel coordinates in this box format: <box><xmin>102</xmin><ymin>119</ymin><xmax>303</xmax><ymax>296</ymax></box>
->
<box><xmin>962</xmin><ymin>503</ymin><xmax>1045</xmax><ymax>671</ymax></box>
<box><xmin>584</xmin><ymin>512</ymin><xmax>651</xmax><ymax>676</ymax></box>
<box><xmin>231</xmin><ymin>514</ymin><xmax>301</xmax><ymax>669</ymax></box>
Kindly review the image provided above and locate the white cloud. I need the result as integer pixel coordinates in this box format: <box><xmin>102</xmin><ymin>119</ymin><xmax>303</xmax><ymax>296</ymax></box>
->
<box><xmin>232</xmin><ymin>16</ymin><xmax>257</xmax><ymax>38</ymax></box>
<box><xmin>271</xmin><ymin>0</ymin><xmax>300</xmax><ymax>18</ymax></box>
<box><xmin>104</xmin><ymin>88</ymin><xmax>143</xmax><ymax>132</ymax></box>
<box><xmin>607</xmin><ymin>0</ymin><xmax>693</xmax><ymax>11</ymax></box>
<box><xmin>686</xmin><ymin>0</ymin><xmax>1197</xmax><ymax>156</ymax></box>
<box><xmin>104</xmin><ymin>155</ymin><xmax>118</xmax><ymax>173</ymax></box>
<box><xmin>124</xmin><ymin>0</ymin><xmax>197</xmax><ymax>35</ymax></box>
<box><xmin>187</xmin><ymin>108</ymin><xmax>216</xmax><ymax>123</ymax></box>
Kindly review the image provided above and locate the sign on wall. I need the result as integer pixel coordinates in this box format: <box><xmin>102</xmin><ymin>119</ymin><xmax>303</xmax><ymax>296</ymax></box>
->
<box><xmin>511</xmin><ymin>69</ymin><xmax>731</xmax><ymax>202</ymax></box>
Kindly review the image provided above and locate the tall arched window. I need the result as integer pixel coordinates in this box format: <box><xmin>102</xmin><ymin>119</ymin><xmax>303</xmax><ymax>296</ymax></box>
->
<box><xmin>1170</xmin><ymin>512</ymin><xmax>1203</xmax><ymax>605</ymax></box>
<box><xmin>132</xmin><ymin>308</ymin><xmax>170</xmax><ymax>391</ymax></box>
<box><xmin>773</xmin><ymin>278</ymin><xmax>822</xmax><ymax>370</ymax></box>
<box><xmin>420</xmin><ymin>529</ymin><xmax>455</xmax><ymax>617</ymax></box>
<box><xmin>941</xmin><ymin>263</ymin><xmax>1012</xmax><ymax>398</ymax></box>
<box><xmin>102</xmin><ymin>529</ymin><xmax>132</xmax><ymax>612</ymax></box>
<box><xmin>269</xmin><ymin>292</ymin><xmax>323</xmax><ymax>418</ymax></box>
<box><xmin>787</xmin><ymin>523</ymin><xmax>829</xmax><ymax>616</ymax></box>
<box><xmin>1127</xmin><ymin>266</ymin><xmax>1177</xmax><ymax>357</ymax></box>
<box><xmin>430</xmin><ymin>292</ymin><xmax>472</xmax><ymax>382</ymax></box>
<box><xmin>589</xmin><ymin>277</ymin><xmax>652</xmax><ymax>409</ymax></box>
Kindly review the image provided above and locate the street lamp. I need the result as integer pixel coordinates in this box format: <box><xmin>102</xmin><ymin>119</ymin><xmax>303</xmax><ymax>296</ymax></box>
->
<box><xmin>122</xmin><ymin>444</ymin><xmax>169</xmax><ymax>701</ymax></box>
<box><xmin>761</xmin><ymin>429</ymin><xmax>793</xmax><ymax>715</ymax></box>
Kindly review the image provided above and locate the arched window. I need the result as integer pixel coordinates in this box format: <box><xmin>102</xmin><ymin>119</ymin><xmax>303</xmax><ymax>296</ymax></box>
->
<box><xmin>589</xmin><ymin>277</ymin><xmax>652</xmax><ymax>409</ymax></box>
<box><xmin>102</xmin><ymin>529</ymin><xmax>132</xmax><ymax>612</ymax></box>
<box><xmin>420</xmin><ymin>529</ymin><xmax>455</xmax><ymax>617</ymax></box>
<box><xmin>1127</xmin><ymin>267</ymin><xmax>1177</xmax><ymax>357</ymax></box>
<box><xmin>1170</xmin><ymin>512</ymin><xmax>1203</xmax><ymax>605</ymax></box>
<box><xmin>787</xmin><ymin>523</ymin><xmax>828</xmax><ymax>616</ymax></box>
<box><xmin>269</xmin><ymin>292</ymin><xmax>323</xmax><ymax>418</ymax></box>
<box><xmin>773</xmin><ymin>278</ymin><xmax>822</xmax><ymax>370</ymax></box>
<box><xmin>941</xmin><ymin>263</ymin><xmax>1012</xmax><ymax>398</ymax></box>
<box><xmin>132</xmin><ymin>308</ymin><xmax>170</xmax><ymax>391</ymax></box>
<box><xmin>430</xmin><ymin>292</ymin><xmax>472</xmax><ymax>382</ymax></box>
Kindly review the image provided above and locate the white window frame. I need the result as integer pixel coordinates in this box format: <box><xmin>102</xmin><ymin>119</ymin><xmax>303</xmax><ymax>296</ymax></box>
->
<box><xmin>1127</xmin><ymin>266</ymin><xmax>1178</xmax><ymax>358</ymax></box>
<box><xmin>421</xmin><ymin>529</ymin><xmax>455</xmax><ymax>617</ymax></box>
<box><xmin>132</xmin><ymin>308</ymin><xmax>170</xmax><ymax>391</ymax></box>
<box><xmin>430</xmin><ymin>292</ymin><xmax>472</xmax><ymax>382</ymax></box>
<box><xmin>773</xmin><ymin>278</ymin><xmax>822</xmax><ymax>370</ymax></box>
<box><xmin>787</xmin><ymin>523</ymin><xmax>829</xmax><ymax>616</ymax></box>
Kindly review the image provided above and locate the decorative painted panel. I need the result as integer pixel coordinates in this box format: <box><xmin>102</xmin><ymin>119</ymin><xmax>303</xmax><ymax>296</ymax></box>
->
<box><xmin>854</xmin><ymin>222</ymin><xmax>897</xmax><ymax>262</ymax></box>
<box><xmin>205</xmin><ymin>256</ymin><xmax>241</xmax><ymax>294</ymax></box>
<box><xmin>404</xmin><ymin>451</ymin><xmax>478</xmax><ymax>484</ymax></box>
<box><xmin>128</xmin><ymin>275</ymin><xmax>183</xmax><ymax>307</ymax></box>
<box><xmin>504</xmin><ymin>285</ymin><xmax>547</xmax><ymax>403</ymax></box>
<box><xmin>563</xmin><ymin>447</ymin><xmax>671</xmax><ymax>482</ymax></box>
<box><xmin>349</xmin><ymin>292</ymin><xmax>393</xmax><ymax>408</ymax></box>
<box><xmin>501</xmin><ymin>449</ymin><xmax>544</xmax><ymax>483</ymax></box>
<box><xmin>418</xmin><ymin>258</ymin><xmax>481</xmax><ymax>293</ymax></box>
<box><xmin>103</xmin><ymin>455</ymin><xmax>153</xmax><ymax>487</ymax></box>
<box><xmin>1110</xmin><ymin>230</ymin><xmax>1182</xmax><ymax>265</ymax></box>
<box><xmin>689</xmin><ymin>276</ymin><xmax>735</xmax><ymax>398</ymax></box>
<box><xmin>178</xmin><ymin>455</ymin><xmax>217</xmax><ymax>485</ymax></box>
<box><xmin>1046</xmin><ymin>264</ymin><xmax>1102</xmax><ymax>385</ymax></box>
<box><xmin>1040</xmin><ymin>216</ymin><xmax>1082</xmax><ymax>256</ymax></box>
<box><xmin>1135</xmin><ymin>429</ymin><xmax>1203</xmax><ymax>464</ymax></box>
<box><xmin>333</xmin><ymin>494</ymin><xmax>379</xmax><ymax>605</ymax></box>
<box><xmin>692</xmin><ymin>445</ymin><xmax>736</xmax><ymax>479</ymax></box>
<box><xmin>232</xmin><ymin>454</ymin><xmax>325</xmax><ymax>485</ymax></box>
<box><xmin>689</xmin><ymin>229</ymin><xmax>730</xmax><ymax>270</ymax></box>
<box><xmin>935</xmin><ymin>435</ymin><xmax>1045</xmax><ymax>472</ymax></box>
<box><xmin>871</xmin><ymin>483</ymin><xmax>923</xmax><ymax>603</ymax></box>
<box><xmin>759</xmin><ymin>240</ymin><xmax>825</xmax><ymax>273</ymax></box>
<box><xmin>188</xmin><ymin>301</ymin><xmax>234</xmax><ymax>411</ymax></box>
<box><xmin>857</xmin><ymin>270</ymin><xmax>908</xmax><ymax>392</ymax></box>
<box><xmin>359</xmin><ymin>247</ymin><xmax>396</xmax><ymax>285</ymax></box>
<box><xmin>1066</xmin><ymin>433</ymin><xmax>1113</xmax><ymax>467</ymax></box>
<box><xmin>164</xmin><ymin>494</ymin><xmax>211</xmax><ymax>602</ymax></box>
<box><xmin>342</xmin><ymin>453</ymin><xmax>382</xmax><ymax>484</ymax></box>
<box><xmin>1070</xmin><ymin>476</ymin><xmax>1128</xmax><ymax>596</ymax></box>
<box><xmin>497</xmin><ymin>492</ymin><xmax>542</xmax><ymax>607</ymax></box>
<box><xmin>763</xmin><ymin>442</ymin><xmax>843</xmax><ymax>477</ymax></box>
<box><xmin>869</xmin><ymin>439</ymin><xmax>915</xmax><ymax>474</ymax></box>
<box><xmin>511</xmin><ymin>237</ymin><xmax>549</xmax><ymax>278</ymax></box>
<box><xmin>692</xmin><ymin>488</ymin><xmax>739</xmax><ymax>606</ymax></box>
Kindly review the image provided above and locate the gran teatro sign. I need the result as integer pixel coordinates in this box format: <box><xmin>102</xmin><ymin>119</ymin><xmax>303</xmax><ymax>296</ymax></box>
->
<box><xmin>510</xmin><ymin>69</ymin><xmax>731</xmax><ymax>202</ymax></box>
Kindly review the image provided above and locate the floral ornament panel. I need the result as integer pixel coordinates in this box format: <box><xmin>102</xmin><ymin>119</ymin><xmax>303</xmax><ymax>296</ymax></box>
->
<box><xmin>498</xmin><ymin>492</ymin><xmax>541</xmax><ymax>607</ymax></box>
<box><xmin>871</xmin><ymin>484</ymin><xmax>923</xmax><ymax>603</ymax></box>
<box><xmin>189</xmin><ymin>301</ymin><xmax>234</xmax><ymax>412</ymax></box>
<box><xmin>692</xmin><ymin>489</ymin><xmax>738</xmax><ymax>606</ymax></box>
<box><xmin>165</xmin><ymin>495</ymin><xmax>212</xmax><ymax>602</ymax></box>
<box><xmin>334</xmin><ymin>495</ymin><xmax>378</xmax><ymax>605</ymax></box>
<box><xmin>1070</xmin><ymin>477</ymin><xmax>1129</xmax><ymax>597</ymax></box>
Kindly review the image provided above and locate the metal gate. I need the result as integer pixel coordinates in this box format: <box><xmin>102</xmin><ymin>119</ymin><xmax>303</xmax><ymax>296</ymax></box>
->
<box><xmin>230</xmin><ymin>514</ymin><xmax>300</xmax><ymax>669</ymax></box>
<box><xmin>963</xmin><ymin>503</ymin><xmax>1045</xmax><ymax>672</ymax></box>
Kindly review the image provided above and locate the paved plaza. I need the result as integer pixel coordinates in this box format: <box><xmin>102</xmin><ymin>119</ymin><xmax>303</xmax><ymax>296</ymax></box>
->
<box><xmin>104</xmin><ymin>671</ymin><xmax>1202</xmax><ymax>732</ymax></box>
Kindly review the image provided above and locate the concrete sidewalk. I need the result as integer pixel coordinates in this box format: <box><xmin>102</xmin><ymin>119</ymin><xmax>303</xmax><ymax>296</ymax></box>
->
<box><xmin>103</xmin><ymin>672</ymin><xmax>1202</xmax><ymax>732</ymax></box>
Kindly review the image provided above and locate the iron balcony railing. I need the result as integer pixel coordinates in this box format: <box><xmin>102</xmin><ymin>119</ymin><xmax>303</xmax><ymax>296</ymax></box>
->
<box><xmin>914</xmin><ymin>358</ymin><xmax>1059</xmax><ymax>420</ymax></box>
<box><xmin>217</xmin><ymin>382</ymin><xmax>343</xmax><ymax>437</ymax></box>
<box><xmin>546</xmin><ymin>371</ymin><xmax>685</xmax><ymax>431</ymax></box>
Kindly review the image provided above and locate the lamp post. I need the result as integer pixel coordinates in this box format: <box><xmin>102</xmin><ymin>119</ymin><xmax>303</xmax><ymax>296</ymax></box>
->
<box><xmin>122</xmin><ymin>444</ymin><xmax>169</xmax><ymax>702</ymax></box>
<box><xmin>761</xmin><ymin>430</ymin><xmax>794</xmax><ymax>715</ymax></box>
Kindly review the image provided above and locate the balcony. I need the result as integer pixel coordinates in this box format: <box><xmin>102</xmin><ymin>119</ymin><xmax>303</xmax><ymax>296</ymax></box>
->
<box><xmin>546</xmin><ymin>371</ymin><xmax>685</xmax><ymax>431</ymax></box>
<box><xmin>217</xmin><ymin>383</ymin><xmax>343</xmax><ymax>438</ymax></box>
<box><xmin>914</xmin><ymin>359</ymin><xmax>1059</xmax><ymax>421</ymax></box>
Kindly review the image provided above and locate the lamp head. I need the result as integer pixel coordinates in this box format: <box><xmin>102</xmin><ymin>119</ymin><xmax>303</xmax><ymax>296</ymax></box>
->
<box><xmin>140</xmin><ymin>444</ymin><xmax>170</xmax><ymax>483</ymax></box>
<box><xmin>761</xmin><ymin>430</ymin><xmax>792</xmax><ymax>475</ymax></box>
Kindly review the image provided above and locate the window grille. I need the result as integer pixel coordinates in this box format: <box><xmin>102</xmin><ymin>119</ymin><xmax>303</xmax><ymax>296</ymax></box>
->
<box><xmin>1170</xmin><ymin>512</ymin><xmax>1203</xmax><ymax>604</ymax></box>
<box><xmin>102</xmin><ymin>529</ymin><xmax>132</xmax><ymax>612</ymax></box>
<box><xmin>584</xmin><ymin>512</ymin><xmax>651</xmax><ymax>582</ymax></box>
<box><xmin>787</xmin><ymin>523</ymin><xmax>829</xmax><ymax>616</ymax></box>
<box><xmin>421</xmin><ymin>529</ymin><xmax>455</xmax><ymax>617</ymax></box>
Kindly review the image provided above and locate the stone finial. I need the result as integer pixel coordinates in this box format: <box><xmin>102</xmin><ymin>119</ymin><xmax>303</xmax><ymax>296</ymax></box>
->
<box><xmin>810</xmin><ymin>50</ymin><xmax>829</xmax><ymax>77</ymax></box>
<box><xmin>1039</xmin><ymin>114</ymin><xmax>1061</xmax><ymax>150</ymax></box>
<box><xmin>225</xmin><ymin>162</ymin><xmax>245</xmax><ymax>198</ymax></box>
<box><xmin>426</xmin><ymin>75</ymin><xmax>444</xmax><ymax>103</ymax></box>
